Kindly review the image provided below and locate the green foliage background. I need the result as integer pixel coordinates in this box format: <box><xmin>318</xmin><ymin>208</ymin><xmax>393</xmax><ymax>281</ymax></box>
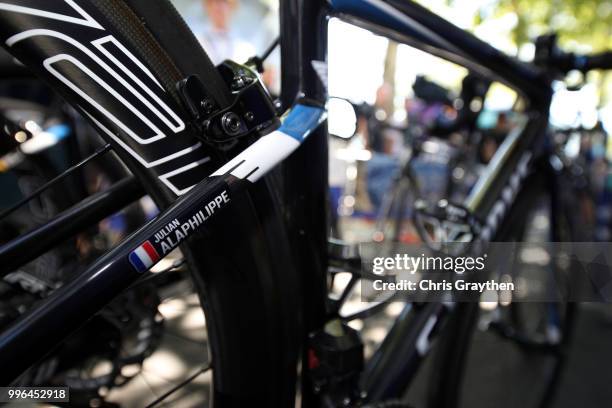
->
<box><xmin>485</xmin><ymin>0</ymin><xmax>611</xmax><ymax>51</ymax></box>
<box><xmin>475</xmin><ymin>0</ymin><xmax>612</xmax><ymax>106</ymax></box>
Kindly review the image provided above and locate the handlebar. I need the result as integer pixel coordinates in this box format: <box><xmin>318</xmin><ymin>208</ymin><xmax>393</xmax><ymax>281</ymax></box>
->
<box><xmin>534</xmin><ymin>34</ymin><xmax>612</xmax><ymax>76</ymax></box>
<box><xmin>575</xmin><ymin>51</ymin><xmax>612</xmax><ymax>72</ymax></box>
<box><xmin>550</xmin><ymin>50</ymin><xmax>612</xmax><ymax>74</ymax></box>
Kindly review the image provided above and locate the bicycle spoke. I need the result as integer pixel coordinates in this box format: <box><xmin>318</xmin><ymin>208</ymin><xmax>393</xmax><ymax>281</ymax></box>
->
<box><xmin>0</xmin><ymin>143</ymin><xmax>111</xmax><ymax>220</ymax></box>
<box><xmin>144</xmin><ymin>364</ymin><xmax>211</xmax><ymax>408</ymax></box>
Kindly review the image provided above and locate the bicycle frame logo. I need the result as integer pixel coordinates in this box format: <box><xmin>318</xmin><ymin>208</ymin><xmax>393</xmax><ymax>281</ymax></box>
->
<box><xmin>479</xmin><ymin>152</ymin><xmax>532</xmax><ymax>243</ymax></box>
<box><xmin>0</xmin><ymin>0</ymin><xmax>208</xmax><ymax>196</ymax></box>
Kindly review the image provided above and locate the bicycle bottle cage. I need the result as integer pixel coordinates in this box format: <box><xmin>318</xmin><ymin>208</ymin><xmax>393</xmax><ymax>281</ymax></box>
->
<box><xmin>177</xmin><ymin>60</ymin><xmax>279</xmax><ymax>150</ymax></box>
<box><xmin>413</xmin><ymin>199</ymin><xmax>482</xmax><ymax>256</ymax></box>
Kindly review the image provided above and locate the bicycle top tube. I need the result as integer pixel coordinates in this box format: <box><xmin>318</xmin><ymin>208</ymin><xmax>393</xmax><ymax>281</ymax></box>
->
<box><xmin>328</xmin><ymin>0</ymin><xmax>551</xmax><ymax>105</ymax></box>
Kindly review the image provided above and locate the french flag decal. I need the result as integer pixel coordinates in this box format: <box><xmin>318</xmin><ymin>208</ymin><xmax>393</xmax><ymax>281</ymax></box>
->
<box><xmin>129</xmin><ymin>240</ymin><xmax>160</xmax><ymax>273</ymax></box>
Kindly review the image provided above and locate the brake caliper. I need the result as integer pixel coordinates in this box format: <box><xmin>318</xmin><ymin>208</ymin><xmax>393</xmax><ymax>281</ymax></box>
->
<box><xmin>177</xmin><ymin>60</ymin><xmax>279</xmax><ymax>151</ymax></box>
<box><xmin>413</xmin><ymin>199</ymin><xmax>481</xmax><ymax>255</ymax></box>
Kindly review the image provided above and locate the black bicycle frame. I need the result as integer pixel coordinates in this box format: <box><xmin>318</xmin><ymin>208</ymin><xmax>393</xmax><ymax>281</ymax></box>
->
<box><xmin>286</xmin><ymin>0</ymin><xmax>553</xmax><ymax>403</ymax></box>
<box><xmin>0</xmin><ymin>0</ymin><xmax>553</xmax><ymax>405</ymax></box>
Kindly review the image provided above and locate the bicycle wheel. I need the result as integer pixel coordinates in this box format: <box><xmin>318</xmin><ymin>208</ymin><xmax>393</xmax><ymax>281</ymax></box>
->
<box><xmin>428</xmin><ymin>167</ymin><xmax>578</xmax><ymax>408</ymax></box>
<box><xmin>0</xmin><ymin>1</ymin><xmax>302</xmax><ymax>406</ymax></box>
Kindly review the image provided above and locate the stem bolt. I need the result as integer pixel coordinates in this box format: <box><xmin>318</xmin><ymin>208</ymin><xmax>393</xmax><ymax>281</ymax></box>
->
<box><xmin>200</xmin><ymin>99</ymin><xmax>214</xmax><ymax>114</ymax></box>
<box><xmin>221</xmin><ymin>112</ymin><xmax>242</xmax><ymax>136</ymax></box>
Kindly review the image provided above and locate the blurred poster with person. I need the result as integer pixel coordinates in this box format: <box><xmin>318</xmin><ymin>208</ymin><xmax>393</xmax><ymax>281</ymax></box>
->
<box><xmin>196</xmin><ymin>0</ymin><xmax>255</xmax><ymax>65</ymax></box>
<box><xmin>173</xmin><ymin>0</ymin><xmax>280</xmax><ymax>93</ymax></box>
